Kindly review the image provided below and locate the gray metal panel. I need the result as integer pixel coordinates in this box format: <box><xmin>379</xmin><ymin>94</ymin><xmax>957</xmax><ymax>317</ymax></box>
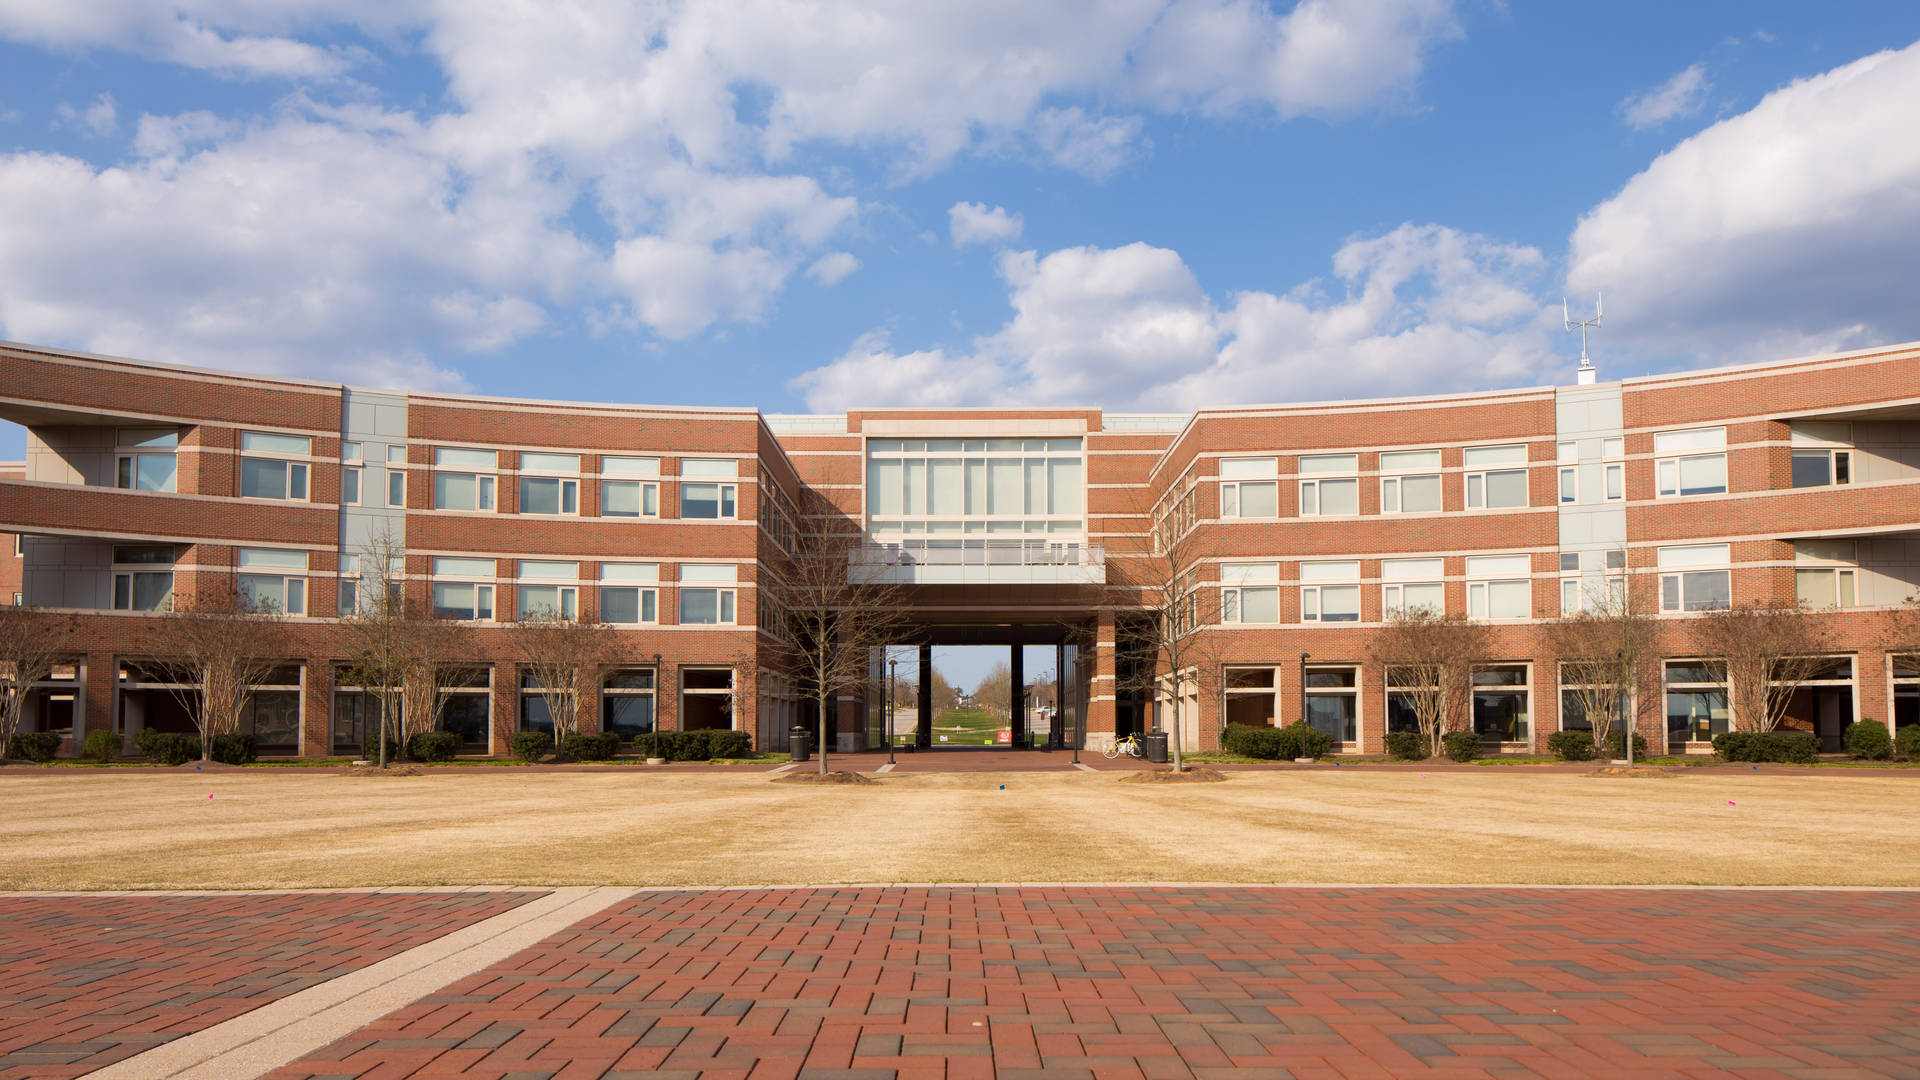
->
<box><xmin>339</xmin><ymin>389</ymin><xmax>408</xmax><ymax>573</ymax></box>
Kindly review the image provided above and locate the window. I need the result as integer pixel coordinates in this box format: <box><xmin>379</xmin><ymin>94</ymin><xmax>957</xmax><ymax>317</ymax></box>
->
<box><xmin>115</xmin><ymin>427</ymin><xmax>178</xmax><ymax>492</ymax></box>
<box><xmin>431</xmin><ymin>557</ymin><xmax>495</xmax><ymax>620</ymax></box>
<box><xmin>1219</xmin><ymin>457</ymin><xmax>1279</xmax><ymax>519</ymax></box>
<box><xmin>681</xmin><ymin>667</ymin><xmax>736</xmax><ymax>731</ymax></box>
<box><xmin>1466</xmin><ymin>554</ymin><xmax>1531</xmax><ymax>620</ymax></box>
<box><xmin>518</xmin><ymin>452</ymin><xmax>580</xmax><ymax>515</ymax></box>
<box><xmin>111</xmin><ymin>544</ymin><xmax>174</xmax><ymax>611</ymax></box>
<box><xmin>1894</xmin><ymin>655</ymin><xmax>1918</xmax><ymax>732</ymax></box>
<box><xmin>1791</xmin><ymin>449</ymin><xmax>1851</xmax><ymax>488</ymax></box>
<box><xmin>1305</xmin><ymin>666</ymin><xmax>1359</xmax><ymax>742</ymax></box>
<box><xmin>865</xmin><ymin>439</ymin><xmax>1084</xmax><ymax>537</ymax></box>
<box><xmin>341</xmin><ymin>466</ymin><xmax>361</xmax><ymax>505</ymax></box>
<box><xmin>680</xmin><ymin>460</ymin><xmax>739</xmax><ymax>519</ymax></box>
<box><xmin>236</xmin><ymin>547</ymin><xmax>308</xmax><ymax>615</ymax></box>
<box><xmin>1219</xmin><ymin>562</ymin><xmax>1279</xmax><ymax>624</ymax></box>
<box><xmin>599</xmin><ymin>563</ymin><xmax>660</xmax><ymax>624</ymax></box>
<box><xmin>239</xmin><ymin>432</ymin><xmax>311</xmax><ymax>500</ymax></box>
<box><xmin>516</xmin><ymin>561</ymin><xmax>578</xmax><ymax>619</ymax></box>
<box><xmin>1463</xmin><ymin>444</ymin><xmax>1528</xmax><ymax>509</ymax></box>
<box><xmin>437</xmin><ymin>667</ymin><xmax>492</xmax><ymax>750</ymax></box>
<box><xmin>432</xmin><ymin>448</ymin><xmax>497</xmax><ymax>511</ymax></box>
<box><xmin>1297</xmin><ymin>455</ymin><xmax>1358</xmax><ymax>516</ymax></box>
<box><xmin>1386</xmin><ymin>667</ymin><xmax>1432</xmax><ymax>734</ymax></box>
<box><xmin>1794</xmin><ymin>540</ymin><xmax>1858</xmax><ymax>609</ymax></box>
<box><xmin>1472</xmin><ymin>665</ymin><xmax>1530</xmax><ymax>742</ymax></box>
<box><xmin>1381</xmin><ymin>558</ymin><xmax>1445</xmax><ymax>618</ymax></box>
<box><xmin>1658</xmin><ymin>544</ymin><xmax>1731</xmax><ymax>612</ymax></box>
<box><xmin>602</xmin><ymin>457</ymin><xmax>660</xmax><ymax>518</ymax></box>
<box><xmin>1299</xmin><ymin>561</ymin><xmax>1360</xmax><ymax>623</ymax></box>
<box><xmin>1223</xmin><ymin>667</ymin><xmax>1276</xmax><ymax>728</ymax></box>
<box><xmin>1603</xmin><ymin>438</ymin><xmax>1625</xmax><ymax>502</ymax></box>
<box><xmin>1558</xmin><ymin>662</ymin><xmax>1629</xmax><ymax>734</ymax></box>
<box><xmin>1379</xmin><ymin>450</ymin><xmax>1441</xmax><ymax>513</ymax></box>
<box><xmin>1559</xmin><ymin>467</ymin><xmax>1578</xmax><ymax>504</ymax></box>
<box><xmin>603</xmin><ymin>668</ymin><xmax>657</xmax><ymax>739</ymax></box>
<box><xmin>1666</xmin><ymin>661</ymin><xmax>1730</xmax><ymax>747</ymax></box>
<box><xmin>339</xmin><ymin>553</ymin><xmax>402</xmax><ymax>615</ymax></box>
<box><xmin>1654</xmin><ymin>428</ymin><xmax>1727</xmax><ymax>497</ymax></box>
<box><xmin>519</xmin><ymin>672</ymin><xmax>558</xmax><ymax>734</ymax></box>
<box><xmin>678</xmin><ymin>564</ymin><xmax>737</xmax><ymax>624</ymax></box>
<box><xmin>387</xmin><ymin>446</ymin><xmax>408</xmax><ymax>507</ymax></box>
<box><xmin>1561</xmin><ymin>575</ymin><xmax>1625</xmax><ymax>615</ymax></box>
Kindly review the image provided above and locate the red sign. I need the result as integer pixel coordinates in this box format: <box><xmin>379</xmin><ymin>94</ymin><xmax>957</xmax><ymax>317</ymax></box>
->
<box><xmin>996</xmin><ymin>729</ymin><xmax>1012</xmax><ymax>744</ymax></box>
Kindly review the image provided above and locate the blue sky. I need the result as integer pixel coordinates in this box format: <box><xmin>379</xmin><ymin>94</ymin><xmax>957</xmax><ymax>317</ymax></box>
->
<box><xmin>4</xmin><ymin>1</ymin><xmax>1920</xmax><ymax>463</ymax></box>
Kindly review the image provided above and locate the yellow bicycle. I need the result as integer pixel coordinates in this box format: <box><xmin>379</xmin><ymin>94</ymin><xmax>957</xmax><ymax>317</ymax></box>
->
<box><xmin>1104</xmin><ymin>733</ymin><xmax>1144</xmax><ymax>759</ymax></box>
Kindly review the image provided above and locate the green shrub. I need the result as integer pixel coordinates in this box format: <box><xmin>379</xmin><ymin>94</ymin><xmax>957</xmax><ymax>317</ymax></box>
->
<box><xmin>408</xmin><ymin>731</ymin><xmax>460</xmax><ymax>763</ymax></box>
<box><xmin>631</xmin><ymin>729</ymin><xmax>752</xmax><ymax>761</ymax></box>
<box><xmin>6</xmin><ymin>731</ymin><xmax>61</xmax><ymax>763</ymax></box>
<box><xmin>1547</xmin><ymin>730</ymin><xmax>1595</xmax><ymax>761</ymax></box>
<box><xmin>1222</xmin><ymin>723</ymin><xmax>1285</xmax><ymax>760</ymax></box>
<box><xmin>1713</xmin><ymin>730</ymin><xmax>1822</xmax><ymax>764</ymax></box>
<box><xmin>362</xmin><ymin>726</ymin><xmax>406</xmax><ymax>761</ymax></box>
<box><xmin>1842</xmin><ymin>721</ymin><xmax>1893</xmax><ymax>761</ymax></box>
<box><xmin>135</xmin><ymin>729</ymin><xmax>201</xmax><ymax>765</ymax></box>
<box><xmin>1897</xmin><ymin>724</ymin><xmax>1920</xmax><ymax>761</ymax></box>
<box><xmin>1274</xmin><ymin>720</ymin><xmax>1334</xmax><ymax>760</ymax></box>
<box><xmin>81</xmin><ymin>730</ymin><xmax>120</xmax><ymax>763</ymax></box>
<box><xmin>1383</xmin><ymin>731</ymin><xmax>1427</xmax><ymax>760</ymax></box>
<box><xmin>1441</xmin><ymin>731</ymin><xmax>1480</xmax><ymax>762</ymax></box>
<box><xmin>559</xmin><ymin>731</ymin><xmax>622</xmax><ymax>761</ymax></box>
<box><xmin>1603</xmin><ymin>730</ymin><xmax>1649</xmax><ymax>759</ymax></box>
<box><xmin>508</xmin><ymin>730</ymin><xmax>553</xmax><ymax>762</ymax></box>
<box><xmin>704</xmin><ymin>730</ymin><xmax>752</xmax><ymax>759</ymax></box>
<box><xmin>210</xmin><ymin>732</ymin><xmax>256</xmax><ymax>765</ymax></box>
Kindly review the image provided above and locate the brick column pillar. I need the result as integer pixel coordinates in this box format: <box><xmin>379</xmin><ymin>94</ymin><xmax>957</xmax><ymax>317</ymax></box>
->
<box><xmin>303</xmin><ymin>660</ymin><xmax>332</xmax><ymax>758</ymax></box>
<box><xmin>491</xmin><ymin>661</ymin><xmax>517</xmax><ymax>756</ymax></box>
<box><xmin>83</xmin><ymin>651</ymin><xmax>114</xmax><ymax>750</ymax></box>
<box><xmin>658</xmin><ymin>659</ymin><xmax>678</xmax><ymax>732</ymax></box>
<box><xmin>1086</xmin><ymin>609</ymin><xmax>1117</xmax><ymax>745</ymax></box>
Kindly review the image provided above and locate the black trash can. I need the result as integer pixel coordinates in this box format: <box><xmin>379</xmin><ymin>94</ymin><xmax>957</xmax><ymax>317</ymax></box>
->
<box><xmin>789</xmin><ymin>726</ymin><xmax>812</xmax><ymax>762</ymax></box>
<box><xmin>1143</xmin><ymin>731</ymin><xmax>1169</xmax><ymax>763</ymax></box>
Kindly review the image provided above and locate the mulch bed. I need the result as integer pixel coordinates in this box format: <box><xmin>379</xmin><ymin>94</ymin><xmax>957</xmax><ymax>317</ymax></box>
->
<box><xmin>1117</xmin><ymin>766</ymin><xmax>1228</xmax><ymax>784</ymax></box>
<box><xmin>773</xmin><ymin>770</ymin><xmax>876</xmax><ymax>784</ymax></box>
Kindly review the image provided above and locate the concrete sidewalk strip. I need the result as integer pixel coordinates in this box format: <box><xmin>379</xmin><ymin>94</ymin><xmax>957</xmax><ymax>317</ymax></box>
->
<box><xmin>86</xmin><ymin>885</ymin><xmax>638</xmax><ymax>1080</ymax></box>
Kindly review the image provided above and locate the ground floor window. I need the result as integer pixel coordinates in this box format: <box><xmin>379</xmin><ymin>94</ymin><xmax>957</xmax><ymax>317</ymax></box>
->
<box><xmin>1472</xmin><ymin>665</ymin><xmax>1530</xmax><ymax>742</ymax></box>
<box><xmin>1223</xmin><ymin>666</ymin><xmax>1275</xmax><ymax>727</ymax></box>
<box><xmin>239</xmin><ymin>665</ymin><xmax>302</xmax><ymax>753</ymax></box>
<box><xmin>1787</xmin><ymin>656</ymin><xmax>1854</xmax><ymax>753</ymax></box>
<box><xmin>1305</xmin><ymin>665</ymin><xmax>1357</xmax><ymax>742</ymax></box>
<box><xmin>1557</xmin><ymin>663</ymin><xmax>1630</xmax><ymax>733</ymax></box>
<box><xmin>519</xmin><ymin>672</ymin><xmax>554</xmax><ymax>734</ymax></box>
<box><xmin>332</xmin><ymin>672</ymin><xmax>382</xmax><ymax>755</ymax></box>
<box><xmin>603</xmin><ymin>668</ymin><xmax>656</xmax><ymax>739</ymax></box>
<box><xmin>1665</xmin><ymin>661</ymin><xmax>1729</xmax><ymax>747</ymax></box>
<box><xmin>438</xmin><ymin>667</ymin><xmax>491</xmax><ymax>750</ymax></box>
<box><xmin>26</xmin><ymin>663</ymin><xmax>78</xmax><ymax>736</ymax></box>
<box><xmin>681</xmin><ymin>667</ymin><xmax>735</xmax><ymax>731</ymax></box>
<box><xmin>1385</xmin><ymin>668</ymin><xmax>1431</xmax><ymax>734</ymax></box>
<box><xmin>1896</xmin><ymin>655</ymin><xmax>1919</xmax><ymax>731</ymax></box>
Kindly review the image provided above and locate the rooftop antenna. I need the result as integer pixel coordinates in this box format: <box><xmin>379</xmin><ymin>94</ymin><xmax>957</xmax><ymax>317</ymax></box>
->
<box><xmin>1564</xmin><ymin>292</ymin><xmax>1602</xmax><ymax>385</ymax></box>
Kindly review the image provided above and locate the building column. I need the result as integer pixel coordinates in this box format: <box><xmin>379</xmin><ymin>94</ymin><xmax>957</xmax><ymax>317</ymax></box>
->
<box><xmin>1010</xmin><ymin>644</ymin><xmax>1024</xmax><ymax>748</ymax></box>
<box><xmin>83</xmin><ymin>651</ymin><xmax>114</xmax><ymax>753</ymax></box>
<box><xmin>917</xmin><ymin>644</ymin><xmax>932</xmax><ymax>748</ymax></box>
<box><xmin>302</xmin><ymin>660</ymin><xmax>332</xmax><ymax>758</ymax></box>
<box><xmin>1086</xmin><ymin>609</ymin><xmax>1117</xmax><ymax>745</ymax></box>
<box><xmin>490</xmin><ymin>661</ymin><xmax>517</xmax><ymax>756</ymax></box>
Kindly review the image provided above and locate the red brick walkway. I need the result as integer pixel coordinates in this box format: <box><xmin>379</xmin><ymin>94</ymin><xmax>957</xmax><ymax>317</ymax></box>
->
<box><xmin>0</xmin><ymin>889</ymin><xmax>544</xmax><ymax>1078</ymax></box>
<box><xmin>271</xmin><ymin>886</ymin><xmax>1920</xmax><ymax>1079</ymax></box>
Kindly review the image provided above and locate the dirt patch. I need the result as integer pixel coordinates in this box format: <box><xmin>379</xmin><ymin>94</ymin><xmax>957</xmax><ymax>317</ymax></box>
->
<box><xmin>773</xmin><ymin>770</ymin><xmax>876</xmax><ymax>785</ymax></box>
<box><xmin>1586</xmin><ymin>765</ymin><xmax>1682</xmax><ymax>778</ymax></box>
<box><xmin>345</xmin><ymin>765</ymin><xmax>424</xmax><ymax>777</ymax></box>
<box><xmin>1118</xmin><ymin>767</ymin><xmax>1228</xmax><ymax>784</ymax></box>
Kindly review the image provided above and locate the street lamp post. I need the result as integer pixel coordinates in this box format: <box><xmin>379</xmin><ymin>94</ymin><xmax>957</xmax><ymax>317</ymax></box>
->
<box><xmin>1299</xmin><ymin>652</ymin><xmax>1311</xmax><ymax>730</ymax></box>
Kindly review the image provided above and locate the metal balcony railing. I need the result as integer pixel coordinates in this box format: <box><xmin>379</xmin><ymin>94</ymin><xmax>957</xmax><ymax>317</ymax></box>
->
<box><xmin>850</xmin><ymin>539</ymin><xmax>1105</xmax><ymax>569</ymax></box>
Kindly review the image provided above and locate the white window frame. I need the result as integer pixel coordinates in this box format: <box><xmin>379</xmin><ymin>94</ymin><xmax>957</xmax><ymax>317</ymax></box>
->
<box><xmin>1654</xmin><ymin>428</ymin><xmax>1728</xmax><ymax>498</ymax></box>
<box><xmin>1299</xmin><ymin>561</ymin><xmax>1361</xmax><ymax>623</ymax></box>
<box><xmin>1657</xmin><ymin>543</ymin><xmax>1732</xmax><ymax>613</ymax></box>
<box><xmin>517</xmin><ymin>453</ymin><xmax>581</xmax><ymax>517</ymax></box>
<box><xmin>1297</xmin><ymin>455</ymin><xmax>1359</xmax><ymax>517</ymax></box>
<box><xmin>680</xmin><ymin>459</ymin><xmax>740</xmax><ymax>521</ymax></box>
<box><xmin>1603</xmin><ymin>436</ymin><xmax>1625</xmax><ymax>502</ymax></box>
<box><xmin>515</xmin><ymin>560</ymin><xmax>580</xmax><ymax>620</ymax></box>
<box><xmin>1790</xmin><ymin>447</ymin><xmax>1852</xmax><ymax>489</ymax></box>
<box><xmin>1219</xmin><ymin>562</ymin><xmax>1279</xmax><ymax>624</ymax></box>
<box><xmin>1465</xmin><ymin>554</ymin><xmax>1532</xmax><ymax>620</ymax></box>
<box><xmin>115</xmin><ymin>427</ymin><xmax>179</xmax><ymax>493</ymax></box>
<box><xmin>601</xmin><ymin>457</ymin><xmax>661</xmax><ymax>519</ymax></box>
<box><xmin>432</xmin><ymin>447</ymin><xmax>498</xmax><ymax>512</ymax></box>
<box><xmin>1558</xmin><ymin>466</ymin><xmax>1578</xmax><ymax>505</ymax></box>
<box><xmin>1379</xmin><ymin>449</ymin><xmax>1442</xmax><ymax>514</ymax></box>
<box><xmin>431</xmin><ymin>557</ymin><xmax>497</xmax><ymax>621</ymax></box>
<box><xmin>678</xmin><ymin>564</ymin><xmax>738</xmax><ymax>625</ymax></box>
<box><xmin>1218</xmin><ymin>457</ymin><xmax>1280</xmax><ymax>520</ymax></box>
<box><xmin>111</xmin><ymin>544</ymin><xmax>176</xmax><ymax>612</ymax></box>
<box><xmin>238</xmin><ymin>432</ymin><xmax>312</xmax><ymax>502</ymax></box>
<box><xmin>236</xmin><ymin>548</ymin><xmax>308</xmax><ymax>616</ymax></box>
<box><xmin>1795</xmin><ymin>567</ymin><xmax>1857</xmax><ymax>610</ymax></box>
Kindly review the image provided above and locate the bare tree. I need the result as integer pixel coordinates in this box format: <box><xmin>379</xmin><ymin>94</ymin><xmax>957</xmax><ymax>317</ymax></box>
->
<box><xmin>148</xmin><ymin>585</ymin><xmax>287</xmax><ymax>762</ymax></box>
<box><xmin>1110</xmin><ymin>481</ymin><xmax>1221</xmax><ymax>770</ymax></box>
<box><xmin>1367</xmin><ymin>609</ymin><xmax>1491</xmax><ymax>758</ymax></box>
<box><xmin>337</xmin><ymin>528</ymin><xmax>464</xmax><ymax>766</ymax></box>
<box><xmin>972</xmin><ymin>659</ymin><xmax>1013</xmax><ymax>720</ymax></box>
<box><xmin>512</xmin><ymin>607</ymin><xmax>618</xmax><ymax>750</ymax></box>
<box><xmin>1544</xmin><ymin>589</ymin><xmax>1660</xmax><ymax>763</ymax></box>
<box><xmin>0</xmin><ymin>606</ymin><xmax>76</xmax><ymax>760</ymax></box>
<box><xmin>1691</xmin><ymin>601</ymin><xmax>1833</xmax><ymax>733</ymax></box>
<box><xmin>772</xmin><ymin>487</ymin><xmax>910</xmax><ymax>774</ymax></box>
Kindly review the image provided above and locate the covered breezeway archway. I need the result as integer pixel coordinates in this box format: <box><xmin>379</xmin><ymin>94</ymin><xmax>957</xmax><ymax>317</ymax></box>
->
<box><xmin>871</xmin><ymin>623</ymin><xmax>1089</xmax><ymax>751</ymax></box>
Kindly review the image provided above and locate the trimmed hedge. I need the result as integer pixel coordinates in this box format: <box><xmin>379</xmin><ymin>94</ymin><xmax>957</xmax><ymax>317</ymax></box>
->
<box><xmin>1603</xmin><ymin>730</ymin><xmax>1650</xmax><ymax>759</ymax></box>
<box><xmin>1842</xmin><ymin>721</ymin><xmax>1893</xmax><ymax>761</ymax></box>
<box><xmin>5</xmin><ymin>732</ymin><xmax>61</xmax><ymax>763</ymax></box>
<box><xmin>81</xmin><ymin>729</ymin><xmax>119</xmax><ymax>763</ymax></box>
<box><xmin>210</xmin><ymin>732</ymin><xmax>256</xmax><ymax>765</ymax></box>
<box><xmin>559</xmin><ymin>732</ymin><xmax>622</xmax><ymax>761</ymax></box>
<box><xmin>1383</xmin><ymin>731</ymin><xmax>1427</xmax><ymax>761</ymax></box>
<box><xmin>135</xmin><ymin>728</ymin><xmax>201</xmax><ymax>765</ymax></box>
<box><xmin>1221</xmin><ymin>722</ymin><xmax>1333</xmax><ymax>760</ymax></box>
<box><xmin>407</xmin><ymin>731</ymin><xmax>460</xmax><ymax>763</ymax></box>
<box><xmin>362</xmin><ymin>727</ymin><xmax>404</xmax><ymax>762</ymax></box>
<box><xmin>1279</xmin><ymin>721</ymin><xmax>1334</xmax><ymax>760</ymax></box>
<box><xmin>508</xmin><ymin>731</ymin><xmax>554</xmax><ymax>762</ymax></box>
<box><xmin>1441</xmin><ymin>731</ymin><xmax>1480</xmax><ymax>763</ymax></box>
<box><xmin>1547</xmin><ymin>730</ymin><xmax>1595</xmax><ymax>762</ymax></box>
<box><xmin>1898</xmin><ymin>724</ymin><xmax>1920</xmax><ymax>761</ymax></box>
<box><xmin>1712</xmin><ymin>730</ymin><xmax>1820</xmax><ymax>764</ymax></box>
<box><xmin>635</xmin><ymin>729</ymin><xmax>753</xmax><ymax>761</ymax></box>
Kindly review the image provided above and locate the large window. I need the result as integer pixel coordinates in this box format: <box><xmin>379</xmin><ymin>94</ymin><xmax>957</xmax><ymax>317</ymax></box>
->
<box><xmin>1658</xmin><ymin>544</ymin><xmax>1731</xmax><ymax>612</ymax></box>
<box><xmin>599</xmin><ymin>563</ymin><xmax>659</xmax><ymax>624</ymax></box>
<box><xmin>1472</xmin><ymin>664</ymin><xmax>1530</xmax><ymax>742</ymax></box>
<box><xmin>433</xmin><ymin>447</ymin><xmax>497</xmax><ymax>511</ymax></box>
<box><xmin>1790</xmin><ymin>422</ymin><xmax>1852</xmax><ymax>488</ymax></box>
<box><xmin>1558</xmin><ymin>662</ymin><xmax>1629</xmax><ymax>733</ymax></box>
<box><xmin>236</xmin><ymin>547</ymin><xmax>308</xmax><ymax>616</ymax></box>
<box><xmin>1465</xmin><ymin>554</ymin><xmax>1531</xmax><ymax>620</ymax></box>
<box><xmin>1299</xmin><ymin>561</ymin><xmax>1360</xmax><ymax>622</ymax></box>
<box><xmin>1894</xmin><ymin>655</ymin><xmax>1918</xmax><ymax>732</ymax></box>
<box><xmin>116</xmin><ymin>427</ymin><xmax>178</xmax><ymax>492</ymax></box>
<box><xmin>239</xmin><ymin>432</ymin><xmax>310</xmax><ymax>500</ymax></box>
<box><xmin>1223</xmin><ymin>667</ymin><xmax>1276</xmax><ymax>728</ymax></box>
<box><xmin>1666</xmin><ymin>661</ymin><xmax>1729</xmax><ymax>747</ymax></box>
<box><xmin>678</xmin><ymin>564</ymin><xmax>737</xmax><ymax>624</ymax></box>
<box><xmin>239</xmin><ymin>665</ymin><xmax>302</xmax><ymax>754</ymax></box>
<box><xmin>1219</xmin><ymin>562</ymin><xmax>1279</xmax><ymax>624</ymax></box>
<box><xmin>1381</xmin><ymin>557</ymin><xmax>1445</xmax><ymax>618</ymax></box>
<box><xmin>1217</xmin><ymin>457</ymin><xmax>1278</xmax><ymax>519</ymax></box>
<box><xmin>1463</xmin><ymin>444</ymin><xmax>1528</xmax><ymax>509</ymax></box>
<box><xmin>516</xmin><ymin>561</ymin><xmax>578</xmax><ymax>619</ymax></box>
<box><xmin>681</xmin><ymin>667</ymin><xmax>735</xmax><ymax>731</ymax></box>
<box><xmin>680</xmin><ymin>459</ymin><xmax>739</xmax><ymax>519</ymax></box>
<box><xmin>1386</xmin><ymin>668</ymin><xmax>1430</xmax><ymax>734</ymax></box>
<box><xmin>1305</xmin><ymin>665</ymin><xmax>1358</xmax><ymax>742</ymax></box>
<box><xmin>1379</xmin><ymin>449</ymin><xmax>1441</xmax><ymax>514</ymax></box>
<box><xmin>603</xmin><ymin>668</ymin><xmax>657</xmax><ymax>739</ymax></box>
<box><xmin>431</xmin><ymin>557</ymin><xmax>496</xmax><ymax>620</ymax></box>
<box><xmin>111</xmin><ymin>544</ymin><xmax>174</xmax><ymax>611</ymax></box>
<box><xmin>438</xmin><ymin>666</ymin><xmax>491</xmax><ymax>750</ymax></box>
<box><xmin>1297</xmin><ymin>455</ymin><xmax>1358</xmax><ymax>516</ymax></box>
<box><xmin>518</xmin><ymin>453</ymin><xmax>580</xmax><ymax>515</ymax></box>
<box><xmin>1654</xmin><ymin>428</ymin><xmax>1727</xmax><ymax>497</ymax></box>
<box><xmin>1795</xmin><ymin>540</ymin><xmax>1858</xmax><ymax>610</ymax></box>
<box><xmin>865</xmin><ymin>438</ymin><xmax>1083</xmax><ymax>536</ymax></box>
<box><xmin>601</xmin><ymin>457</ymin><xmax>660</xmax><ymax>518</ymax></box>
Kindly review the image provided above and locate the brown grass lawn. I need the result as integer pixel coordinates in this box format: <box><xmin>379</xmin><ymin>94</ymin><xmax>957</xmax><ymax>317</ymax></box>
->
<box><xmin>2</xmin><ymin>768</ymin><xmax>1916</xmax><ymax>890</ymax></box>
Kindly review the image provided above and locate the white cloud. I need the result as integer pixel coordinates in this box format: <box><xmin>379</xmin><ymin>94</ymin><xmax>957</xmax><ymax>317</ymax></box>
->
<box><xmin>1030</xmin><ymin>107</ymin><xmax>1145</xmax><ymax>178</ymax></box>
<box><xmin>1570</xmin><ymin>42</ymin><xmax>1920</xmax><ymax>363</ymax></box>
<box><xmin>949</xmin><ymin>202</ymin><xmax>1025</xmax><ymax>248</ymax></box>
<box><xmin>0</xmin><ymin>2</ymin><xmax>375</xmax><ymax>78</ymax></box>
<box><xmin>1618</xmin><ymin>63</ymin><xmax>1710</xmax><ymax>129</ymax></box>
<box><xmin>54</xmin><ymin>92</ymin><xmax>118</xmax><ymax>136</ymax></box>
<box><xmin>805</xmin><ymin>252</ymin><xmax>861</xmax><ymax>286</ymax></box>
<box><xmin>793</xmin><ymin>224</ymin><xmax>1557</xmax><ymax>411</ymax></box>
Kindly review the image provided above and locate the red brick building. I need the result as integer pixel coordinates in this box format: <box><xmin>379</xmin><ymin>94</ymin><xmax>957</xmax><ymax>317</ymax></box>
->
<box><xmin>2</xmin><ymin>337</ymin><xmax>1916</xmax><ymax>757</ymax></box>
